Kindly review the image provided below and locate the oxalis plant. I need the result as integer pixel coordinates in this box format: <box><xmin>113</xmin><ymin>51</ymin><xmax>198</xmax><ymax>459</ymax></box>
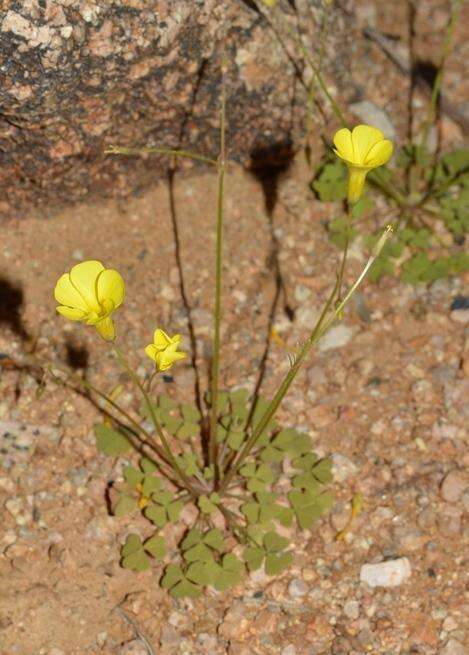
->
<box><xmin>260</xmin><ymin>0</ymin><xmax>468</xmax><ymax>285</ymax></box>
<box><xmin>53</xmin><ymin>90</ymin><xmax>391</xmax><ymax>597</ymax></box>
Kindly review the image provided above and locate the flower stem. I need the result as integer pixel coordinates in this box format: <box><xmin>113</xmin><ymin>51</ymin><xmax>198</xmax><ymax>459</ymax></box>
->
<box><xmin>112</xmin><ymin>346</ymin><xmax>199</xmax><ymax>498</ymax></box>
<box><xmin>105</xmin><ymin>145</ymin><xmax>216</xmax><ymax>166</ymax></box>
<box><xmin>219</xmin><ymin>226</ymin><xmax>392</xmax><ymax>494</ymax></box>
<box><xmin>208</xmin><ymin>70</ymin><xmax>227</xmax><ymax>480</ymax></box>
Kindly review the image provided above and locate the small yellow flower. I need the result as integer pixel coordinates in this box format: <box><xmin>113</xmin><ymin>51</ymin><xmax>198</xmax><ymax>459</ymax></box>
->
<box><xmin>145</xmin><ymin>329</ymin><xmax>187</xmax><ymax>371</ymax></box>
<box><xmin>54</xmin><ymin>260</ymin><xmax>125</xmax><ymax>341</ymax></box>
<box><xmin>333</xmin><ymin>124</ymin><xmax>393</xmax><ymax>203</ymax></box>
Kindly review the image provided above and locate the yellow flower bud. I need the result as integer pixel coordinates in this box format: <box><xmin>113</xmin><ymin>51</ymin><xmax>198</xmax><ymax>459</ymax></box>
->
<box><xmin>145</xmin><ymin>329</ymin><xmax>187</xmax><ymax>372</ymax></box>
<box><xmin>54</xmin><ymin>260</ymin><xmax>125</xmax><ymax>341</ymax></box>
<box><xmin>333</xmin><ymin>124</ymin><xmax>393</xmax><ymax>204</ymax></box>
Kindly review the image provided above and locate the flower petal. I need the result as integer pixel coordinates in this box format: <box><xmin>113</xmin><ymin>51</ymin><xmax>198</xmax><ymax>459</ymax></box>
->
<box><xmin>56</xmin><ymin>305</ymin><xmax>88</xmax><ymax>321</ymax></box>
<box><xmin>95</xmin><ymin>316</ymin><xmax>116</xmax><ymax>341</ymax></box>
<box><xmin>333</xmin><ymin>128</ymin><xmax>354</xmax><ymax>162</ymax></box>
<box><xmin>69</xmin><ymin>260</ymin><xmax>104</xmax><ymax>312</ymax></box>
<box><xmin>54</xmin><ymin>273</ymin><xmax>89</xmax><ymax>312</ymax></box>
<box><xmin>152</xmin><ymin>329</ymin><xmax>172</xmax><ymax>351</ymax></box>
<box><xmin>155</xmin><ymin>349</ymin><xmax>186</xmax><ymax>371</ymax></box>
<box><xmin>145</xmin><ymin>344</ymin><xmax>158</xmax><ymax>362</ymax></box>
<box><xmin>351</xmin><ymin>125</ymin><xmax>385</xmax><ymax>164</ymax></box>
<box><xmin>96</xmin><ymin>269</ymin><xmax>125</xmax><ymax>309</ymax></box>
<box><xmin>364</xmin><ymin>139</ymin><xmax>393</xmax><ymax>168</ymax></box>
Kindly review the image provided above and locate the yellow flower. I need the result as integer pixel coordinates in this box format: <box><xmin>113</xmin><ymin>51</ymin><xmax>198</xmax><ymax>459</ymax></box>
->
<box><xmin>54</xmin><ymin>260</ymin><xmax>125</xmax><ymax>341</ymax></box>
<box><xmin>333</xmin><ymin>124</ymin><xmax>393</xmax><ymax>203</ymax></box>
<box><xmin>145</xmin><ymin>329</ymin><xmax>187</xmax><ymax>371</ymax></box>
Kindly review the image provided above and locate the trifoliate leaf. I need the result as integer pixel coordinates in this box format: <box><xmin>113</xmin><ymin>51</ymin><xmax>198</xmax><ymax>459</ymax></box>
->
<box><xmin>177</xmin><ymin>422</ymin><xmax>200</xmax><ymax>440</ymax></box>
<box><xmin>183</xmin><ymin>542</ymin><xmax>213</xmax><ymax>563</ymax></box>
<box><xmin>122</xmin><ymin>549</ymin><xmax>151</xmax><ymax>572</ymax></box>
<box><xmin>114</xmin><ymin>495</ymin><xmax>137</xmax><ymax>517</ymax></box>
<box><xmin>181</xmin><ymin>404</ymin><xmax>201</xmax><ymax>422</ymax></box>
<box><xmin>124</xmin><ymin>466</ymin><xmax>144</xmax><ymax>487</ymax></box>
<box><xmin>143</xmin><ymin>535</ymin><xmax>166</xmax><ymax>560</ymax></box>
<box><xmin>121</xmin><ymin>534</ymin><xmax>142</xmax><ymax>557</ymax></box>
<box><xmin>240</xmin><ymin>463</ymin><xmax>256</xmax><ymax>478</ymax></box>
<box><xmin>140</xmin><ymin>457</ymin><xmax>157</xmax><ymax>473</ymax></box>
<box><xmin>204</xmin><ymin>528</ymin><xmax>225</xmax><ymax>551</ymax></box>
<box><xmin>181</xmin><ymin>529</ymin><xmax>202</xmax><ymax>550</ymax></box>
<box><xmin>264</xmin><ymin>531</ymin><xmax>289</xmax><ymax>553</ymax></box>
<box><xmin>167</xmin><ymin>499</ymin><xmax>183</xmax><ymax>522</ymax></box>
<box><xmin>265</xmin><ymin>552</ymin><xmax>293</xmax><ymax>575</ymax></box>
<box><xmin>260</xmin><ymin>445</ymin><xmax>284</xmax><ymax>463</ymax></box>
<box><xmin>312</xmin><ymin>458</ymin><xmax>333</xmax><ymax>483</ymax></box>
<box><xmin>244</xmin><ymin>546</ymin><xmax>265</xmax><ymax>571</ymax></box>
<box><xmin>241</xmin><ymin>501</ymin><xmax>260</xmax><ymax>524</ymax></box>
<box><xmin>198</xmin><ymin>495</ymin><xmax>218</xmax><ymax>515</ymax></box>
<box><xmin>170</xmin><ymin>579</ymin><xmax>202</xmax><ymax>599</ymax></box>
<box><xmin>160</xmin><ymin>563</ymin><xmax>184</xmax><ymax>589</ymax></box>
<box><xmin>94</xmin><ymin>424</ymin><xmax>133</xmax><ymax>456</ymax></box>
<box><xmin>144</xmin><ymin>504</ymin><xmax>167</xmax><ymax>528</ymax></box>
<box><xmin>186</xmin><ymin>559</ymin><xmax>219</xmax><ymax>586</ymax></box>
<box><xmin>141</xmin><ymin>475</ymin><xmax>162</xmax><ymax>496</ymax></box>
<box><xmin>312</xmin><ymin>160</ymin><xmax>348</xmax><ymax>202</ymax></box>
<box><xmin>227</xmin><ymin>429</ymin><xmax>245</xmax><ymax>450</ymax></box>
<box><xmin>161</xmin><ymin>414</ymin><xmax>182</xmax><ymax>435</ymax></box>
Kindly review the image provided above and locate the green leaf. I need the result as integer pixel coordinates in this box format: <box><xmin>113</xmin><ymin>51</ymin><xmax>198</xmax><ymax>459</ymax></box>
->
<box><xmin>114</xmin><ymin>495</ymin><xmax>137</xmax><ymax>517</ymax></box>
<box><xmin>124</xmin><ymin>466</ymin><xmax>144</xmax><ymax>487</ymax></box>
<box><xmin>122</xmin><ymin>549</ymin><xmax>151</xmax><ymax>572</ymax></box>
<box><xmin>161</xmin><ymin>414</ymin><xmax>183</xmax><ymax>435</ymax></box>
<box><xmin>177</xmin><ymin>453</ymin><xmax>201</xmax><ymax>476</ymax></box>
<box><xmin>312</xmin><ymin>458</ymin><xmax>333</xmax><ymax>483</ymax></box>
<box><xmin>227</xmin><ymin>429</ymin><xmax>245</xmax><ymax>450</ymax></box>
<box><xmin>181</xmin><ymin>404</ymin><xmax>201</xmax><ymax>422</ymax></box>
<box><xmin>203</xmin><ymin>528</ymin><xmax>225</xmax><ymax>551</ymax></box>
<box><xmin>240</xmin><ymin>463</ymin><xmax>256</xmax><ymax>478</ymax></box>
<box><xmin>144</xmin><ymin>534</ymin><xmax>166</xmax><ymax>559</ymax></box>
<box><xmin>246</xmin><ymin>525</ymin><xmax>264</xmax><ymax>546</ymax></box>
<box><xmin>243</xmin><ymin>546</ymin><xmax>265</xmax><ymax>571</ymax></box>
<box><xmin>181</xmin><ymin>529</ymin><xmax>202</xmax><ymax>550</ymax></box>
<box><xmin>186</xmin><ymin>559</ymin><xmax>219</xmax><ymax>586</ymax></box>
<box><xmin>121</xmin><ymin>534</ymin><xmax>143</xmax><ymax>557</ymax></box>
<box><xmin>256</xmin><ymin>463</ymin><xmax>274</xmax><ymax>483</ymax></box>
<box><xmin>265</xmin><ymin>552</ymin><xmax>293</xmax><ymax>575</ymax></box>
<box><xmin>141</xmin><ymin>475</ymin><xmax>162</xmax><ymax>496</ymax></box>
<box><xmin>144</xmin><ymin>504</ymin><xmax>167</xmax><ymax>528</ymax></box>
<box><xmin>154</xmin><ymin>489</ymin><xmax>173</xmax><ymax>507</ymax></box>
<box><xmin>177</xmin><ymin>422</ymin><xmax>200</xmax><ymax>440</ymax></box>
<box><xmin>260</xmin><ymin>445</ymin><xmax>284</xmax><ymax>463</ymax></box>
<box><xmin>166</xmin><ymin>499</ymin><xmax>183</xmax><ymax>522</ymax></box>
<box><xmin>94</xmin><ymin>424</ymin><xmax>133</xmax><ymax>456</ymax></box>
<box><xmin>160</xmin><ymin>563</ymin><xmax>184</xmax><ymax>589</ymax></box>
<box><xmin>351</xmin><ymin>194</ymin><xmax>374</xmax><ymax>219</ymax></box>
<box><xmin>170</xmin><ymin>579</ymin><xmax>202</xmax><ymax>599</ymax></box>
<box><xmin>292</xmin><ymin>452</ymin><xmax>318</xmax><ymax>470</ymax></box>
<box><xmin>247</xmin><ymin>478</ymin><xmax>268</xmax><ymax>493</ymax></box>
<box><xmin>140</xmin><ymin>457</ymin><xmax>157</xmax><ymax>473</ymax></box>
<box><xmin>183</xmin><ymin>542</ymin><xmax>213</xmax><ymax>563</ymax></box>
<box><xmin>214</xmin><ymin>568</ymin><xmax>243</xmax><ymax>591</ymax></box>
<box><xmin>312</xmin><ymin>160</ymin><xmax>348</xmax><ymax>202</ymax></box>
<box><xmin>274</xmin><ymin>504</ymin><xmax>294</xmax><ymax>527</ymax></box>
<box><xmin>292</xmin><ymin>473</ymin><xmax>321</xmax><ymax>492</ymax></box>
<box><xmin>264</xmin><ymin>531</ymin><xmax>289</xmax><ymax>553</ymax></box>
<box><xmin>198</xmin><ymin>495</ymin><xmax>218</xmax><ymax>515</ymax></box>
<box><xmin>158</xmin><ymin>395</ymin><xmax>176</xmax><ymax>410</ymax></box>
<box><xmin>241</xmin><ymin>501</ymin><xmax>260</xmax><ymax>524</ymax></box>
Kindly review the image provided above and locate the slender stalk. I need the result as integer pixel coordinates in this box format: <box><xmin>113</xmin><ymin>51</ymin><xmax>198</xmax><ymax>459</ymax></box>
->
<box><xmin>208</xmin><ymin>71</ymin><xmax>227</xmax><ymax>479</ymax></box>
<box><xmin>420</xmin><ymin>0</ymin><xmax>462</xmax><ymax>152</ymax></box>
<box><xmin>105</xmin><ymin>145</ymin><xmax>217</xmax><ymax>166</ymax></box>
<box><xmin>336</xmin><ymin>204</ymin><xmax>353</xmax><ymax>302</ymax></box>
<box><xmin>112</xmin><ymin>346</ymin><xmax>199</xmax><ymax>498</ymax></box>
<box><xmin>219</xmin><ymin>226</ymin><xmax>392</xmax><ymax>494</ymax></box>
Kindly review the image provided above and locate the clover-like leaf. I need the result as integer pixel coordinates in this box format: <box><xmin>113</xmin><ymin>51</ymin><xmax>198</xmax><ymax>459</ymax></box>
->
<box><xmin>177</xmin><ymin>422</ymin><xmax>200</xmax><ymax>440</ymax></box>
<box><xmin>265</xmin><ymin>551</ymin><xmax>293</xmax><ymax>575</ymax></box>
<box><xmin>144</xmin><ymin>534</ymin><xmax>166</xmax><ymax>560</ymax></box>
<box><xmin>198</xmin><ymin>495</ymin><xmax>218</xmax><ymax>515</ymax></box>
<box><xmin>95</xmin><ymin>424</ymin><xmax>133</xmax><ymax>456</ymax></box>
<box><xmin>124</xmin><ymin>466</ymin><xmax>144</xmax><ymax>487</ymax></box>
<box><xmin>311</xmin><ymin>458</ymin><xmax>333</xmax><ymax>484</ymax></box>
<box><xmin>160</xmin><ymin>563</ymin><xmax>184</xmax><ymax>589</ymax></box>
<box><xmin>141</xmin><ymin>474</ymin><xmax>162</xmax><ymax>496</ymax></box>
<box><xmin>170</xmin><ymin>579</ymin><xmax>202</xmax><ymax>599</ymax></box>
<box><xmin>241</xmin><ymin>501</ymin><xmax>260</xmax><ymax>524</ymax></box>
<box><xmin>166</xmin><ymin>499</ymin><xmax>183</xmax><ymax>522</ymax></box>
<box><xmin>121</xmin><ymin>534</ymin><xmax>143</xmax><ymax>557</ymax></box>
<box><xmin>181</xmin><ymin>529</ymin><xmax>202</xmax><ymax>550</ymax></box>
<box><xmin>244</xmin><ymin>546</ymin><xmax>265</xmax><ymax>571</ymax></box>
<box><xmin>203</xmin><ymin>528</ymin><xmax>225</xmax><ymax>552</ymax></box>
<box><xmin>144</xmin><ymin>504</ymin><xmax>167</xmax><ymax>528</ymax></box>
<box><xmin>140</xmin><ymin>457</ymin><xmax>157</xmax><ymax>473</ymax></box>
<box><xmin>114</xmin><ymin>494</ymin><xmax>137</xmax><ymax>517</ymax></box>
<box><xmin>312</xmin><ymin>160</ymin><xmax>348</xmax><ymax>202</ymax></box>
<box><xmin>214</xmin><ymin>553</ymin><xmax>244</xmax><ymax>591</ymax></box>
<box><xmin>121</xmin><ymin>534</ymin><xmax>150</xmax><ymax>572</ymax></box>
<box><xmin>183</xmin><ymin>542</ymin><xmax>213</xmax><ymax>563</ymax></box>
<box><xmin>264</xmin><ymin>531</ymin><xmax>290</xmax><ymax>553</ymax></box>
<box><xmin>181</xmin><ymin>404</ymin><xmax>201</xmax><ymax>422</ymax></box>
<box><xmin>186</xmin><ymin>558</ymin><xmax>220</xmax><ymax>586</ymax></box>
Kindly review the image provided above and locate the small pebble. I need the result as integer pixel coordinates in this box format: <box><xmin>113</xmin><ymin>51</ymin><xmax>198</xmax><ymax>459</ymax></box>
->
<box><xmin>288</xmin><ymin>578</ymin><xmax>308</xmax><ymax>598</ymax></box>
<box><xmin>440</xmin><ymin>639</ymin><xmax>466</xmax><ymax>655</ymax></box>
<box><xmin>343</xmin><ymin>600</ymin><xmax>360</xmax><ymax>620</ymax></box>
<box><xmin>440</xmin><ymin>470</ymin><xmax>468</xmax><ymax>503</ymax></box>
<box><xmin>281</xmin><ymin>646</ymin><xmax>296</xmax><ymax>655</ymax></box>
<box><xmin>360</xmin><ymin>558</ymin><xmax>411</xmax><ymax>588</ymax></box>
<box><xmin>319</xmin><ymin>325</ymin><xmax>355</xmax><ymax>352</ymax></box>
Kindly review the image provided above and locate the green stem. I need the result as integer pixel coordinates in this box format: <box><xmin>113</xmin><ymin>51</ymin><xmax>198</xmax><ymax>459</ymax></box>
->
<box><xmin>336</xmin><ymin>204</ymin><xmax>353</xmax><ymax>302</ymax></box>
<box><xmin>219</xmin><ymin>226</ymin><xmax>392</xmax><ymax>494</ymax></box>
<box><xmin>112</xmin><ymin>346</ymin><xmax>199</xmax><ymax>498</ymax></box>
<box><xmin>208</xmin><ymin>74</ymin><xmax>227</xmax><ymax>479</ymax></box>
<box><xmin>420</xmin><ymin>0</ymin><xmax>462</xmax><ymax>152</ymax></box>
<box><xmin>105</xmin><ymin>145</ymin><xmax>217</xmax><ymax>166</ymax></box>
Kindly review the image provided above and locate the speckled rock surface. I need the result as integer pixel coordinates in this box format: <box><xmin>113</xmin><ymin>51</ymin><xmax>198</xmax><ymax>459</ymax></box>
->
<box><xmin>0</xmin><ymin>0</ymin><xmax>350</xmax><ymax>220</ymax></box>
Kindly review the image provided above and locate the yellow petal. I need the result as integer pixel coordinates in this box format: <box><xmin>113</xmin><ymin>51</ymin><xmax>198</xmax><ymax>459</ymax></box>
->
<box><xmin>364</xmin><ymin>139</ymin><xmax>393</xmax><ymax>168</ymax></box>
<box><xmin>351</xmin><ymin>125</ymin><xmax>384</xmax><ymax>164</ymax></box>
<box><xmin>96</xmin><ymin>269</ymin><xmax>125</xmax><ymax>309</ymax></box>
<box><xmin>56</xmin><ymin>305</ymin><xmax>88</xmax><ymax>321</ymax></box>
<box><xmin>95</xmin><ymin>316</ymin><xmax>116</xmax><ymax>341</ymax></box>
<box><xmin>155</xmin><ymin>349</ymin><xmax>186</xmax><ymax>371</ymax></box>
<box><xmin>145</xmin><ymin>344</ymin><xmax>158</xmax><ymax>362</ymax></box>
<box><xmin>69</xmin><ymin>260</ymin><xmax>104</xmax><ymax>312</ymax></box>
<box><xmin>54</xmin><ymin>273</ymin><xmax>89</xmax><ymax>312</ymax></box>
<box><xmin>347</xmin><ymin>166</ymin><xmax>368</xmax><ymax>204</ymax></box>
<box><xmin>152</xmin><ymin>329</ymin><xmax>172</xmax><ymax>351</ymax></box>
<box><xmin>333</xmin><ymin>128</ymin><xmax>354</xmax><ymax>162</ymax></box>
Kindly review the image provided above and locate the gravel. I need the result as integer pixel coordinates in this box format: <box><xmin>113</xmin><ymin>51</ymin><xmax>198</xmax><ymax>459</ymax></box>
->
<box><xmin>360</xmin><ymin>558</ymin><xmax>412</xmax><ymax>587</ymax></box>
